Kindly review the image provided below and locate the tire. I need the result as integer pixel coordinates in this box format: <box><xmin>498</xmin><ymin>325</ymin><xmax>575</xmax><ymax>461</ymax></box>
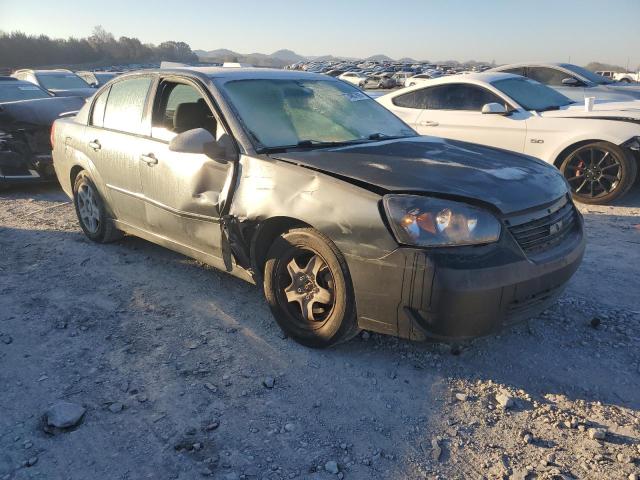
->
<box><xmin>73</xmin><ymin>171</ymin><xmax>123</xmax><ymax>243</ymax></box>
<box><xmin>619</xmin><ymin>78</ymin><xmax>631</xmax><ymax>83</ymax></box>
<box><xmin>263</xmin><ymin>228</ymin><xmax>359</xmax><ymax>348</ymax></box>
<box><xmin>559</xmin><ymin>141</ymin><xmax>637</xmax><ymax>204</ymax></box>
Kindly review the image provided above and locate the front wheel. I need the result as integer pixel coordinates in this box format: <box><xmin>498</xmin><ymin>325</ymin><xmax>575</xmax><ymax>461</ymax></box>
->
<box><xmin>559</xmin><ymin>141</ymin><xmax>637</xmax><ymax>204</ymax></box>
<box><xmin>263</xmin><ymin>228</ymin><xmax>359</xmax><ymax>348</ymax></box>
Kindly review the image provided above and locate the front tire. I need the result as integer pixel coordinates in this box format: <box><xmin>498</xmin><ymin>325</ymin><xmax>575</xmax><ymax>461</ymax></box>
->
<box><xmin>73</xmin><ymin>172</ymin><xmax>123</xmax><ymax>243</ymax></box>
<box><xmin>559</xmin><ymin>141</ymin><xmax>637</xmax><ymax>204</ymax></box>
<box><xmin>263</xmin><ymin>228</ymin><xmax>359</xmax><ymax>348</ymax></box>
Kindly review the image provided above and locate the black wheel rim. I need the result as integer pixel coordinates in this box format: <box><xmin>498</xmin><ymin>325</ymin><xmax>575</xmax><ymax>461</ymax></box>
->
<box><xmin>275</xmin><ymin>247</ymin><xmax>336</xmax><ymax>331</ymax></box>
<box><xmin>564</xmin><ymin>146</ymin><xmax>622</xmax><ymax>199</ymax></box>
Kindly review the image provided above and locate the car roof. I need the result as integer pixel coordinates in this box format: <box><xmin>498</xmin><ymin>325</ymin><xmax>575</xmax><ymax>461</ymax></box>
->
<box><xmin>118</xmin><ymin>67</ymin><xmax>333</xmax><ymax>83</ymax></box>
<box><xmin>418</xmin><ymin>71</ymin><xmax>521</xmax><ymax>84</ymax></box>
<box><xmin>13</xmin><ymin>69</ymin><xmax>75</xmax><ymax>74</ymax></box>
<box><xmin>491</xmin><ymin>62</ymin><xmax>566</xmax><ymax>70</ymax></box>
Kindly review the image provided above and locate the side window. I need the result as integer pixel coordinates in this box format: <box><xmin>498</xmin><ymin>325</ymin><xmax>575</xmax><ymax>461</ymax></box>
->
<box><xmin>90</xmin><ymin>87</ymin><xmax>110</xmax><ymax>127</ymax></box>
<box><xmin>103</xmin><ymin>76</ymin><xmax>152</xmax><ymax>135</ymax></box>
<box><xmin>151</xmin><ymin>81</ymin><xmax>217</xmax><ymax>141</ymax></box>
<box><xmin>394</xmin><ymin>85</ymin><xmax>503</xmax><ymax>111</ymax></box>
<box><xmin>526</xmin><ymin>67</ymin><xmax>571</xmax><ymax>86</ymax></box>
<box><xmin>426</xmin><ymin>84</ymin><xmax>504</xmax><ymax>110</ymax></box>
<box><xmin>392</xmin><ymin>88</ymin><xmax>430</xmax><ymax>109</ymax></box>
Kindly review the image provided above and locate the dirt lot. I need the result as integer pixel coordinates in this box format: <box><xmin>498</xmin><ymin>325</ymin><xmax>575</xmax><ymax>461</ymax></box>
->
<box><xmin>0</xmin><ymin>184</ymin><xmax>639</xmax><ymax>480</ymax></box>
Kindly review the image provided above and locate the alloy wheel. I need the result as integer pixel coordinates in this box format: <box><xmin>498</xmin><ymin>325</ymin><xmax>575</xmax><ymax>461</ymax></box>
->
<box><xmin>563</xmin><ymin>145</ymin><xmax>622</xmax><ymax>199</ymax></box>
<box><xmin>77</xmin><ymin>183</ymin><xmax>101</xmax><ymax>234</ymax></box>
<box><xmin>278</xmin><ymin>248</ymin><xmax>336</xmax><ymax>328</ymax></box>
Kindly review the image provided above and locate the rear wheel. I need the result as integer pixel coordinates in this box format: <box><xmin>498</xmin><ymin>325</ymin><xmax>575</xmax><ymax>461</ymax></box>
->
<box><xmin>263</xmin><ymin>228</ymin><xmax>359</xmax><ymax>348</ymax></box>
<box><xmin>559</xmin><ymin>141</ymin><xmax>637</xmax><ymax>204</ymax></box>
<box><xmin>73</xmin><ymin>172</ymin><xmax>123</xmax><ymax>243</ymax></box>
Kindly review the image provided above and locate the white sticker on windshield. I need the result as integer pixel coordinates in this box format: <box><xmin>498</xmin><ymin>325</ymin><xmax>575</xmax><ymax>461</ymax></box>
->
<box><xmin>18</xmin><ymin>86</ymin><xmax>40</xmax><ymax>90</ymax></box>
<box><xmin>342</xmin><ymin>92</ymin><xmax>369</xmax><ymax>102</ymax></box>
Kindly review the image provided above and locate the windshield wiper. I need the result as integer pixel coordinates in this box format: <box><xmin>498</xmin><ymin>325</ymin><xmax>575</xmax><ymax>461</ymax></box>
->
<box><xmin>258</xmin><ymin>139</ymin><xmax>365</xmax><ymax>153</ymax></box>
<box><xmin>367</xmin><ymin>133</ymin><xmax>414</xmax><ymax>141</ymax></box>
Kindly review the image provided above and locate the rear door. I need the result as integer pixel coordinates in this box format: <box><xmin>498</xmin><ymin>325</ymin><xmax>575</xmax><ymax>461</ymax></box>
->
<box><xmin>135</xmin><ymin>77</ymin><xmax>235</xmax><ymax>256</ymax></box>
<box><xmin>83</xmin><ymin>75</ymin><xmax>153</xmax><ymax>227</ymax></box>
<box><xmin>413</xmin><ymin>83</ymin><xmax>528</xmax><ymax>152</ymax></box>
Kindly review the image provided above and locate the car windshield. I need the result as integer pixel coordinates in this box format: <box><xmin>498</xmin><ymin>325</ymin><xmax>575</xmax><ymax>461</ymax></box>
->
<box><xmin>220</xmin><ymin>78</ymin><xmax>416</xmax><ymax>150</ymax></box>
<box><xmin>0</xmin><ymin>82</ymin><xmax>50</xmax><ymax>102</ymax></box>
<box><xmin>36</xmin><ymin>72</ymin><xmax>90</xmax><ymax>90</ymax></box>
<box><xmin>492</xmin><ymin>77</ymin><xmax>574</xmax><ymax>111</ymax></box>
<box><xmin>560</xmin><ymin>63</ymin><xmax>614</xmax><ymax>85</ymax></box>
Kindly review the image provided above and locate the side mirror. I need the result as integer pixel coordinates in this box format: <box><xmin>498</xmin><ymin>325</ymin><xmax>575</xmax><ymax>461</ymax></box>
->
<box><xmin>561</xmin><ymin>77</ymin><xmax>580</xmax><ymax>86</ymax></box>
<box><xmin>481</xmin><ymin>102</ymin><xmax>508</xmax><ymax>115</ymax></box>
<box><xmin>169</xmin><ymin>128</ymin><xmax>231</xmax><ymax>163</ymax></box>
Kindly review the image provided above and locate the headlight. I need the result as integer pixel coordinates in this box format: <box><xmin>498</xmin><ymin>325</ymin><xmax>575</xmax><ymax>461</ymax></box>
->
<box><xmin>383</xmin><ymin>195</ymin><xmax>501</xmax><ymax>247</ymax></box>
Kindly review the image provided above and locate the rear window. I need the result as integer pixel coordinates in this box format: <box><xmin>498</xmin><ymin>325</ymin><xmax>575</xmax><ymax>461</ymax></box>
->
<box><xmin>36</xmin><ymin>72</ymin><xmax>90</xmax><ymax>90</ymax></box>
<box><xmin>103</xmin><ymin>77</ymin><xmax>152</xmax><ymax>135</ymax></box>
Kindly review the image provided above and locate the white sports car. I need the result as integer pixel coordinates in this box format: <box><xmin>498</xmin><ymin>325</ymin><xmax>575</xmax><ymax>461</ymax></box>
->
<box><xmin>377</xmin><ymin>72</ymin><xmax>640</xmax><ymax>204</ymax></box>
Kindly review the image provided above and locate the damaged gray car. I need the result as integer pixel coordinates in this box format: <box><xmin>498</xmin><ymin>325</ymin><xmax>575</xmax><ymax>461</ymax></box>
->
<box><xmin>1</xmin><ymin>77</ymin><xmax>84</xmax><ymax>186</ymax></box>
<box><xmin>52</xmin><ymin>68</ymin><xmax>585</xmax><ymax>347</ymax></box>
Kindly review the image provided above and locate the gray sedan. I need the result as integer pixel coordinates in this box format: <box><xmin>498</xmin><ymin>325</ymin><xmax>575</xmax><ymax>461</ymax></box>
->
<box><xmin>51</xmin><ymin>67</ymin><xmax>584</xmax><ymax>348</ymax></box>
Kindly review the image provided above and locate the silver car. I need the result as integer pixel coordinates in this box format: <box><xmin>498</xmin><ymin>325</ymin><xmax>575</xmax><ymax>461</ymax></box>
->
<box><xmin>489</xmin><ymin>62</ymin><xmax>640</xmax><ymax>102</ymax></box>
<box><xmin>51</xmin><ymin>67</ymin><xmax>584</xmax><ymax>348</ymax></box>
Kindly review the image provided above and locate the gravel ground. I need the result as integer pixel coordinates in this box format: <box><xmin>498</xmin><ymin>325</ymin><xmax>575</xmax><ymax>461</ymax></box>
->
<box><xmin>0</xmin><ymin>183</ymin><xmax>639</xmax><ymax>480</ymax></box>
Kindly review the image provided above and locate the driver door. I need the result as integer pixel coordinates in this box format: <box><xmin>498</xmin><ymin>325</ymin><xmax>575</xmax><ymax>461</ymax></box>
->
<box><xmin>136</xmin><ymin>77</ymin><xmax>235</xmax><ymax>256</ymax></box>
<box><xmin>413</xmin><ymin>83</ymin><xmax>528</xmax><ymax>153</ymax></box>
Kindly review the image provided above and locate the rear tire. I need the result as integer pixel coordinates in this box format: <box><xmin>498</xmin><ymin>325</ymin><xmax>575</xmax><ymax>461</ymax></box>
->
<box><xmin>263</xmin><ymin>228</ymin><xmax>359</xmax><ymax>348</ymax></box>
<box><xmin>559</xmin><ymin>141</ymin><xmax>637</xmax><ymax>204</ymax></box>
<box><xmin>73</xmin><ymin>171</ymin><xmax>123</xmax><ymax>243</ymax></box>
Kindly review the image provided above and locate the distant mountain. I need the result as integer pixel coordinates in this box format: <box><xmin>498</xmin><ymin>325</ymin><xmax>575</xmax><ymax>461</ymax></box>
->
<box><xmin>365</xmin><ymin>54</ymin><xmax>393</xmax><ymax>62</ymax></box>
<box><xmin>270</xmin><ymin>49</ymin><xmax>306</xmax><ymax>62</ymax></box>
<box><xmin>195</xmin><ymin>49</ymin><xmax>432</xmax><ymax>67</ymax></box>
<box><xmin>196</xmin><ymin>48</ymin><xmax>304</xmax><ymax>67</ymax></box>
<box><xmin>195</xmin><ymin>48</ymin><xmax>240</xmax><ymax>58</ymax></box>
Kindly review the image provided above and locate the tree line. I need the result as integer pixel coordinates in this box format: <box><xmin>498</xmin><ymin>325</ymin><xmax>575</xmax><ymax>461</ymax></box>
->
<box><xmin>0</xmin><ymin>26</ymin><xmax>198</xmax><ymax>69</ymax></box>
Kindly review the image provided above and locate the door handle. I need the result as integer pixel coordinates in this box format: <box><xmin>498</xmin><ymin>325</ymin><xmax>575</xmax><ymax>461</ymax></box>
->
<box><xmin>419</xmin><ymin>120</ymin><xmax>439</xmax><ymax>127</ymax></box>
<box><xmin>88</xmin><ymin>140</ymin><xmax>101</xmax><ymax>151</ymax></box>
<box><xmin>140</xmin><ymin>153</ymin><xmax>158</xmax><ymax>166</ymax></box>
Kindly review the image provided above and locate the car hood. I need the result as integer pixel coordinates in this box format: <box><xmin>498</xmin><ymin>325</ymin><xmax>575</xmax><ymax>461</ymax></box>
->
<box><xmin>49</xmin><ymin>88</ymin><xmax>96</xmax><ymax>98</ymax></box>
<box><xmin>0</xmin><ymin>96</ymin><xmax>85</xmax><ymax>128</ymax></box>
<box><xmin>588</xmin><ymin>85</ymin><xmax>640</xmax><ymax>99</ymax></box>
<box><xmin>270</xmin><ymin>137</ymin><xmax>568</xmax><ymax>214</ymax></box>
<box><xmin>540</xmin><ymin>100</ymin><xmax>640</xmax><ymax>120</ymax></box>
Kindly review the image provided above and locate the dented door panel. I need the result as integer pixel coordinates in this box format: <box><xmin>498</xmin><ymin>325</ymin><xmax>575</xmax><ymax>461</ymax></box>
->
<box><xmin>137</xmin><ymin>137</ymin><xmax>233</xmax><ymax>255</ymax></box>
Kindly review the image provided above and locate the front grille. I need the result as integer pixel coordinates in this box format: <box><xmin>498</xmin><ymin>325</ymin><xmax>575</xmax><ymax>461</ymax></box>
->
<box><xmin>508</xmin><ymin>197</ymin><xmax>577</xmax><ymax>255</ymax></box>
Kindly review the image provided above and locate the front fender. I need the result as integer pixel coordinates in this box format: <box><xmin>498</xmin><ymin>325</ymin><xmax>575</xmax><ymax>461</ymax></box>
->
<box><xmin>229</xmin><ymin>154</ymin><xmax>398</xmax><ymax>261</ymax></box>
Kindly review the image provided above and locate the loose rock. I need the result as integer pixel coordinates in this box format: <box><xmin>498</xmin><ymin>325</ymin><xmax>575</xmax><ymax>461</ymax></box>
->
<box><xmin>324</xmin><ymin>460</ymin><xmax>339</xmax><ymax>474</ymax></box>
<box><xmin>587</xmin><ymin>428</ymin><xmax>606</xmax><ymax>440</ymax></box>
<box><xmin>496</xmin><ymin>392</ymin><xmax>515</xmax><ymax>409</ymax></box>
<box><xmin>44</xmin><ymin>401</ymin><xmax>86</xmax><ymax>430</ymax></box>
<box><xmin>262</xmin><ymin>377</ymin><xmax>275</xmax><ymax>389</ymax></box>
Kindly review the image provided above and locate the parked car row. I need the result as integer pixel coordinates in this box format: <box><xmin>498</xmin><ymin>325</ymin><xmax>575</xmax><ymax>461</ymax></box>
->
<box><xmin>289</xmin><ymin>59</ymin><xmax>469</xmax><ymax>90</ymax></box>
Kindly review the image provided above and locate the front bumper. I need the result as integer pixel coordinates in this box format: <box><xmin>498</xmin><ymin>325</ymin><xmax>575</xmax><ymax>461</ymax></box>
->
<box><xmin>347</xmin><ymin>203</ymin><xmax>585</xmax><ymax>341</ymax></box>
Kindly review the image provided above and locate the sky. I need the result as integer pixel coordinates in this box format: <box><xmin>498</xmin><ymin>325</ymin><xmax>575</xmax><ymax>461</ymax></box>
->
<box><xmin>2</xmin><ymin>0</ymin><xmax>640</xmax><ymax>67</ymax></box>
